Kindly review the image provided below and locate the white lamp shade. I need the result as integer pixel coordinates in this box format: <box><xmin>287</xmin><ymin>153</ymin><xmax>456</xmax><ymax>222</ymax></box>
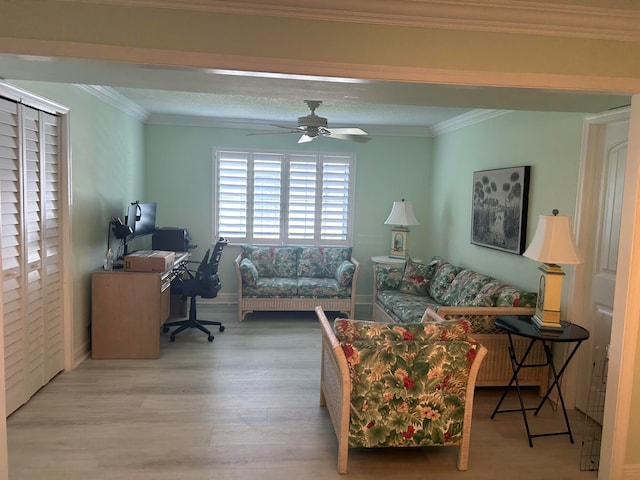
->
<box><xmin>384</xmin><ymin>200</ymin><xmax>419</xmax><ymax>226</ymax></box>
<box><xmin>523</xmin><ymin>213</ymin><xmax>582</xmax><ymax>265</ymax></box>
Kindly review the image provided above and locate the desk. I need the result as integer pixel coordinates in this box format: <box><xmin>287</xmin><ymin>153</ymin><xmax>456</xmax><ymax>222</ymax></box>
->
<box><xmin>91</xmin><ymin>252</ymin><xmax>189</xmax><ymax>359</ymax></box>
<box><xmin>490</xmin><ymin>315</ymin><xmax>589</xmax><ymax>447</ymax></box>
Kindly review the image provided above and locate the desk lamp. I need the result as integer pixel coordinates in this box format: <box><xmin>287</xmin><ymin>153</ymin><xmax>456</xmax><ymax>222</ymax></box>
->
<box><xmin>523</xmin><ymin>209</ymin><xmax>582</xmax><ymax>330</ymax></box>
<box><xmin>384</xmin><ymin>199</ymin><xmax>419</xmax><ymax>259</ymax></box>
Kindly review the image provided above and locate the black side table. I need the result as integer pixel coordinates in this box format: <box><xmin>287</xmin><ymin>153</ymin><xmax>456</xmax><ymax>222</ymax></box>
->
<box><xmin>490</xmin><ymin>315</ymin><xmax>590</xmax><ymax>447</ymax></box>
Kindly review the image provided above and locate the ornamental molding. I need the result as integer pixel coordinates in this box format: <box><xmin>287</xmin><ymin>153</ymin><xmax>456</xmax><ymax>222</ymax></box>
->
<box><xmin>56</xmin><ymin>0</ymin><xmax>640</xmax><ymax>42</ymax></box>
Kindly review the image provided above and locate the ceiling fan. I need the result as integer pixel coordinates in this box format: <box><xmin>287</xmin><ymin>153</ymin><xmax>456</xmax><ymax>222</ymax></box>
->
<box><xmin>250</xmin><ymin>100</ymin><xmax>371</xmax><ymax>143</ymax></box>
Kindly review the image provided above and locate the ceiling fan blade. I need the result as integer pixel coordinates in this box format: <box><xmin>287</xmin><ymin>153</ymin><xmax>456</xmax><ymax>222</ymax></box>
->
<box><xmin>247</xmin><ymin>130</ymin><xmax>300</xmax><ymax>136</ymax></box>
<box><xmin>298</xmin><ymin>134</ymin><xmax>315</xmax><ymax>143</ymax></box>
<box><xmin>328</xmin><ymin>127</ymin><xmax>368</xmax><ymax>136</ymax></box>
<box><xmin>325</xmin><ymin>133</ymin><xmax>372</xmax><ymax>143</ymax></box>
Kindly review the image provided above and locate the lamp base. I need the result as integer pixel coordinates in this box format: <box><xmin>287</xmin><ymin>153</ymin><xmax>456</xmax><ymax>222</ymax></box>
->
<box><xmin>532</xmin><ymin>314</ymin><xmax>564</xmax><ymax>331</ymax></box>
<box><xmin>389</xmin><ymin>226</ymin><xmax>409</xmax><ymax>259</ymax></box>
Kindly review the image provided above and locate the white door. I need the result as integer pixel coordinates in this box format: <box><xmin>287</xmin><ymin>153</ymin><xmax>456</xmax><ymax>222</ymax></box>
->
<box><xmin>574</xmin><ymin>115</ymin><xmax>629</xmax><ymax>413</ymax></box>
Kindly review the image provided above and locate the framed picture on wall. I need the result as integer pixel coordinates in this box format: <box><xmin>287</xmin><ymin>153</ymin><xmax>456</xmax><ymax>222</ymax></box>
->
<box><xmin>471</xmin><ymin>165</ymin><xmax>531</xmax><ymax>255</ymax></box>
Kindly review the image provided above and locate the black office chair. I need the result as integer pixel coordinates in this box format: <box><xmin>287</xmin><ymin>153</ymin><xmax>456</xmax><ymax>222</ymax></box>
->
<box><xmin>163</xmin><ymin>237</ymin><xmax>228</xmax><ymax>342</ymax></box>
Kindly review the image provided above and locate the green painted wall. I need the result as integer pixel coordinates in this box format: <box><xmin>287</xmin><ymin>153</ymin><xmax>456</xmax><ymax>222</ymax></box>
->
<box><xmin>8</xmin><ymin>80</ymin><xmax>146</xmax><ymax>356</ymax></box>
<box><xmin>144</xmin><ymin>124</ymin><xmax>433</xmax><ymax>305</ymax></box>
<box><xmin>429</xmin><ymin>111</ymin><xmax>585</xmax><ymax>294</ymax></box>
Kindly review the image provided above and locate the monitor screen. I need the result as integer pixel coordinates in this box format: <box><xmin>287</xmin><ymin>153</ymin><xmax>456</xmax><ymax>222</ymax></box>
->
<box><xmin>125</xmin><ymin>201</ymin><xmax>157</xmax><ymax>238</ymax></box>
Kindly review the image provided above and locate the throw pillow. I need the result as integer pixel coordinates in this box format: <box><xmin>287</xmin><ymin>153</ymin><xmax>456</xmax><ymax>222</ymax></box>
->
<box><xmin>398</xmin><ymin>259</ymin><xmax>431</xmax><ymax>296</ymax></box>
<box><xmin>239</xmin><ymin>258</ymin><xmax>259</xmax><ymax>286</ymax></box>
<box><xmin>335</xmin><ymin>260</ymin><xmax>356</xmax><ymax>286</ymax></box>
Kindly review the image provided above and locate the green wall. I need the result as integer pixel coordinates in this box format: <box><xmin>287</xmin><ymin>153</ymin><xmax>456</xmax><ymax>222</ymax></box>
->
<box><xmin>8</xmin><ymin>80</ymin><xmax>146</xmax><ymax>357</ymax></box>
<box><xmin>429</xmin><ymin>111</ymin><xmax>585</xmax><ymax>294</ymax></box>
<box><xmin>144</xmin><ymin>124</ymin><xmax>433</xmax><ymax>305</ymax></box>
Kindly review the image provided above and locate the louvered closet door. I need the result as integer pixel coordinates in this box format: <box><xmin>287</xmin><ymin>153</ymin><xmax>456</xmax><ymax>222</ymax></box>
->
<box><xmin>0</xmin><ymin>98</ymin><xmax>64</xmax><ymax>415</ymax></box>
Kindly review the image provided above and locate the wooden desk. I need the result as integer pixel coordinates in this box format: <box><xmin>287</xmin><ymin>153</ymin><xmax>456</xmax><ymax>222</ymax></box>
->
<box><xmin>91</xmin><ymin>252</ymin><xmax>189</xmax><ymax>359</ymax></box>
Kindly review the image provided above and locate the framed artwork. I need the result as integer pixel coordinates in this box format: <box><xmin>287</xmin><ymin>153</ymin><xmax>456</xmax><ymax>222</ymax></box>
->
<box><xmin>471</xmin><ymin>165</ymin><xmax>531</xmax><ymax>254</ymax></box>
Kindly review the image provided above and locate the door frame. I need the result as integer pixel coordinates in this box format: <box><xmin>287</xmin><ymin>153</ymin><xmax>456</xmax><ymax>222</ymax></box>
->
<box><xmin>572</xmin><ymin>98</ymin><xmax>640</xmax><ymax>479</ymax></box>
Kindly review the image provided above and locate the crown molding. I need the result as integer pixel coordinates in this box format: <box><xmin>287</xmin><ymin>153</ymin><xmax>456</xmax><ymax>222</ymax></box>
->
<box><xmin>60</xmin><ymin>0</ymin><xmax>640</xmax><ymax>42</ymax></box>
<box><xmin>431</xmin><ymin>109</ymin><xmax>511</xmax><ymax>136</ymax></box>
<box><xmin>74</xmin><ymin>85</ymin><xmax>148</xmax><ymax>121</ymax></box>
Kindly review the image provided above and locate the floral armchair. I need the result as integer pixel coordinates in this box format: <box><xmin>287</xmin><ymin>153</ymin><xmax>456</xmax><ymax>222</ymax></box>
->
<box><xmin>316</xmin><ymin>306</ymin><xmax>488</xmax><ymax>474</ymax></box>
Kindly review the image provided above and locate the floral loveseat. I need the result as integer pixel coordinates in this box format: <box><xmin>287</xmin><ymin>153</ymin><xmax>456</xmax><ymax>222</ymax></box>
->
<box><xmin>373</xmin><ymin>257</ymin><xmax>548</xmax><ymax>392</ymax></box>
<box><xmin>316</xmin><ymin>306</ymin><xmax>487</xmax><ymax>474</ymax></box>
<box><xmin>234</xmin><ymin>245</ymin><xmax>359</xmax><ymax>321</ymax></box>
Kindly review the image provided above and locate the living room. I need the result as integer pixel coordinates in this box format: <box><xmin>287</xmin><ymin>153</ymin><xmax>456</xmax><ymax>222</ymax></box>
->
<box><xmin>1</xmin><ymin>1</ymin><xmax>640</xmax><ymax>479</ymax></box>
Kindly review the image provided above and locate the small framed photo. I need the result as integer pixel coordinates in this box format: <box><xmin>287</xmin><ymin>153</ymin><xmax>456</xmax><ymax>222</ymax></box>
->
<box><xmin>471</xmin><ymin>165</ymin><xmax>531</xmax><ymax>255</ymax></box>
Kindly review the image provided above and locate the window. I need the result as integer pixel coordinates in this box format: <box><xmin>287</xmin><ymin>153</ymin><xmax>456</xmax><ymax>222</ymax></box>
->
<box><xmin>215</xmin><ymin>149</ymin><xmax>355</xmax><ymax>245</ymax></box>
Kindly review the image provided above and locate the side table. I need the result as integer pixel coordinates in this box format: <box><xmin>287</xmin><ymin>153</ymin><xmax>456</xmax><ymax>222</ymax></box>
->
<box><xmin>371</xmin><ymin>255</ymin><xmax>408</xmax><ymax>265</ymax></box>
<box><xmin>490</xmin><ymin>315</ymin><xmax>589</xmax><ymax>447</ymax></box>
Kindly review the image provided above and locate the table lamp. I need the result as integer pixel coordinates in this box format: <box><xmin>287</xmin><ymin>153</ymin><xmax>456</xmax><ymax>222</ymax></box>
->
<box><xmin>384</xmin><ymin>199</ymin><xmax>419</xmax><ymax>258</ymax></box>
<box><xmin>523</xmin><ymin>209</ymin><xmax>582</xmax><ymax>330</ymax></box>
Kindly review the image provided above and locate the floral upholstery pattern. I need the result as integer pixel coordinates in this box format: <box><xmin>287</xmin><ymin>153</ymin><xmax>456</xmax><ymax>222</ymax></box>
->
<box><xmin>374</xmin><ymin>256</ymin><xmax>537</xmax><ymax>332</ymax></box>
<box><xmin>239</xmin><ymin>258</ymin><xmax>259</xmax><ymax>286</ymax></box>
<box><xmin>335</xmin><ymin>260</ymin><xmax>356</xmax><ymax>286</ymax></box>
<box><xmin>298</xmin><ymin>246</ymin><xmax>352</xmax><ymax>278</ymax></box>
<box><xmin>298</xmin><ymin>277</ymin><xmax>351</xmax><ymax>298</ymax></box>
<box><xmin>242</xmin><ymin>277</ymin><xmax>298</xmax><ymax>298</ymax></box>
<box><xmin>334</xmin><ymin>318</ymin><xmax>470</xmax><ymax>343</ymax></box>
<box><xmin>239</xmin><ymin>245</ymin><xmax>356</xmax><ymax>298</ymax></box>
<box><xmin>375</xmin><ymin>265</ymin><xmax>404</xmax><ymax>292</ymax></box>
<box><xmin>428</xmin><ymin>262</ymin><xmax>463</xmax><ymax>304</ymax></box>
<box><xmin>341</xmin><ymin>339</ymin><xmax>481</xmax><ymax>449</ymax></box>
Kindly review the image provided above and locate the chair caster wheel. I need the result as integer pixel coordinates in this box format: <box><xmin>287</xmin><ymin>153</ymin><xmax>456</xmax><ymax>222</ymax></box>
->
<box><xmin>170</xmin><ymin>336</ymin><xmax>176</xmax><ymax>342</ymax></box>
<box><xmin>208</xmin><ymin>335</ymin><xmax>215</xmax><ymax>342</ymax></box>
<box><xmin>219</xmin><ymin>325</ymin><xmax>225</xmax><ymax>332</ymax></box>
<box><xmin>163</xmin><ymin>326</ymin><xmax>169</xmax><ymax>333</ymax></box>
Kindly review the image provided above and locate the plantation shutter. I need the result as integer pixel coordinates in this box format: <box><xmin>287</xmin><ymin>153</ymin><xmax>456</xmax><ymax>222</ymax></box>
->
<box><xmin>216</xmin><ymin>152</ymin><xmax>248</xmax><ymax>238</ymax></box>
<box><xmin>288</xmin><ymin>155</ymin><xmax>317</xmax><ymax>239</ymax></box>
<box><xmin>0</xmin><ymin>97</ymin><xmax>64</xmax><ymax>415</ymax></box>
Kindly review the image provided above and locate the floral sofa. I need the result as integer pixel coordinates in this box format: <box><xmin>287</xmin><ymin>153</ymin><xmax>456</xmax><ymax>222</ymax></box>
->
<box><xmin>373</xmin><ymin>257</ymin><xmax>548</xmax><ymax>392</ymax></box>
<box><xmin>233</xmin><ymin>245</ymin><xmax>359</xmax><ymax>321</ymax></box>
<box><xmin>316</xmin><ymin>306</ymin><xmax>487</xmax><ymax>474</ymax></box>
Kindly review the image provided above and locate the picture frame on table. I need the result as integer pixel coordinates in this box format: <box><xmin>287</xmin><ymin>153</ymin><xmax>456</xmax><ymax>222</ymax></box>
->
<box><xmin>471</xmin><ymin>165</ymin><xmax>531</xmax><ymax>255</ymax></box>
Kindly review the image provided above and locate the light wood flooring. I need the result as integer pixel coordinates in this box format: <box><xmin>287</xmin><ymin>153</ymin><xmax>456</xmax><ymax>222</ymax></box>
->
<box><xmin>7</xmin><ymin>305</ymin><xmax>599</xmax><ymax>479</ymax></box>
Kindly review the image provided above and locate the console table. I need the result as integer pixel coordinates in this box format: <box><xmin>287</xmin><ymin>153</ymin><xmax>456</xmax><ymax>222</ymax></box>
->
<box><xmin>490</xmin><ymin>315</ymin><xmax>589</xmax><ymax>447</ymax></box>
<box><xmin>91</xmin><ymin>252</ymin><xmax>189</xmax><ymax>359</ymax></box>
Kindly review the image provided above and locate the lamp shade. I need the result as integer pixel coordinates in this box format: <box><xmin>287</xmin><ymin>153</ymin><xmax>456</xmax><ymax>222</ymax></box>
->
<box><xmin>523</xmin><ymin>212</ymin><xmax>581</xmax><ymax>265</ymax></box>
<box><xmin>384</xmin><ymin>200</ymin><xmax>419</xmax><ymax>226</ymax></box>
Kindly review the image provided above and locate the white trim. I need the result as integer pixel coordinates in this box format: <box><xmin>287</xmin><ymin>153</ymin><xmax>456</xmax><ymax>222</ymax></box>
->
<box><xmin>0</xmin><ymin>81</ymin><xmax>68</xmax><ymax>115</ymax></box>
<box><xmin>431</xmin><ymin>109</ymin><xmax>511</xmax><ymax>136</ymax></box>
<box><xmin>54</xmin><ymin>0</ymin><xmax>640</xmax><ymax>42</ymax></box>
<box><xmin>74</xmin><ymin>85</ymin><xmax>148</xmax><ymax>121</ymax></box>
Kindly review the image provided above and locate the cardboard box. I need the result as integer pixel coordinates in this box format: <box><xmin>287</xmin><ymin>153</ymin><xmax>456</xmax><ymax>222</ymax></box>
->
<box><xmin>124</xmin><ymin>250</ymin><xmax>175</xmax><ymax>273</ymax></box>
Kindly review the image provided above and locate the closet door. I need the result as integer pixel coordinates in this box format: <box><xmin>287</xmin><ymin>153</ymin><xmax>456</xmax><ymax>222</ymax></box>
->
<box><xmin>0</xmin><ymin>98</ymin><xmax>63</xmax><ymax>414</ymax></box>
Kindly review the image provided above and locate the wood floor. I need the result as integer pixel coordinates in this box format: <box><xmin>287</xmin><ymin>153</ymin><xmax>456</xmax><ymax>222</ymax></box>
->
<box><xmin>7</xmin><ymin>306</ymin><xmax>599</xmax><ymax>479</ymax></box>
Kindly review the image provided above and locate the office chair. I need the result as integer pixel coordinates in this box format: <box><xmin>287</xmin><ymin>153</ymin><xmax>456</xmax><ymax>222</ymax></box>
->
<box><xmin>163</xmin><ymin>237</ymin><xmax>228</xmax><ymax>342</ymax></box>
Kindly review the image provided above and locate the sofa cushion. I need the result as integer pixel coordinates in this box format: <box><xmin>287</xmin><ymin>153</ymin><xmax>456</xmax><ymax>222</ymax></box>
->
<box><xmin>441</xmin><ymin>270</ymin><xmax>494</xmax><ymax>307</ymax></box>
<box><xmin>242</xmin><ymin>277</ymin><xmax>298</xmax><ymax>297</ymax></box>
<box><xmin>496</xmin><ymin>286</ymin><xmax>538</xmax><ymax>307</ymax></box>
<box><xmin>239</xmin><ymin>258</ymin><xmax>259</xmax><ymax>286</ymax></box>
<box><xmin>428</xmin><ymin>262</ymin><xmax>463</xmax><ymax>304</ymax></box>
<box><xmin>241</xmin><ymin>245</ymin><xmax>299</xmax><ymax>278</ymax></box>
<box><xmin>298</xmin><ymin>277</ymin><xmax>351</xmax><ymax>298</ymax></box>
<box><xmin>377</xmin><ymin>290</ymin><xmax>440</xmax><ymax>324</ymax></box>
<box><xmin>334</xmin><ymin>317</ymin><xmax>470</xmax><ymax>343</ymax></box>
<box><xmin>298</xmin><ymin>246</ymin><xmax>352</xmax><ymax>278</ymax></box>
<box><xmin>335</xmin><ymin>260</ymin><xmax>356</xmax><ymax>286</ymax></box>
<box><xmin>398</xmin><ymin>259</ymin><xmax>431</xmax><ymax>296</ymax></box>
<box><xmin>375</xmin><ymin>264</ymin><xmax>405</xmax><ymax>291</ymax></box>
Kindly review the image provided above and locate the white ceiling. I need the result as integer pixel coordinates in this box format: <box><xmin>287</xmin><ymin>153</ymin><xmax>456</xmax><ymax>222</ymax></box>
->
<box><xmin>0</xmin><ymin>55</ymin><xmax>632</xmax><ymax>135</ymax></box>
